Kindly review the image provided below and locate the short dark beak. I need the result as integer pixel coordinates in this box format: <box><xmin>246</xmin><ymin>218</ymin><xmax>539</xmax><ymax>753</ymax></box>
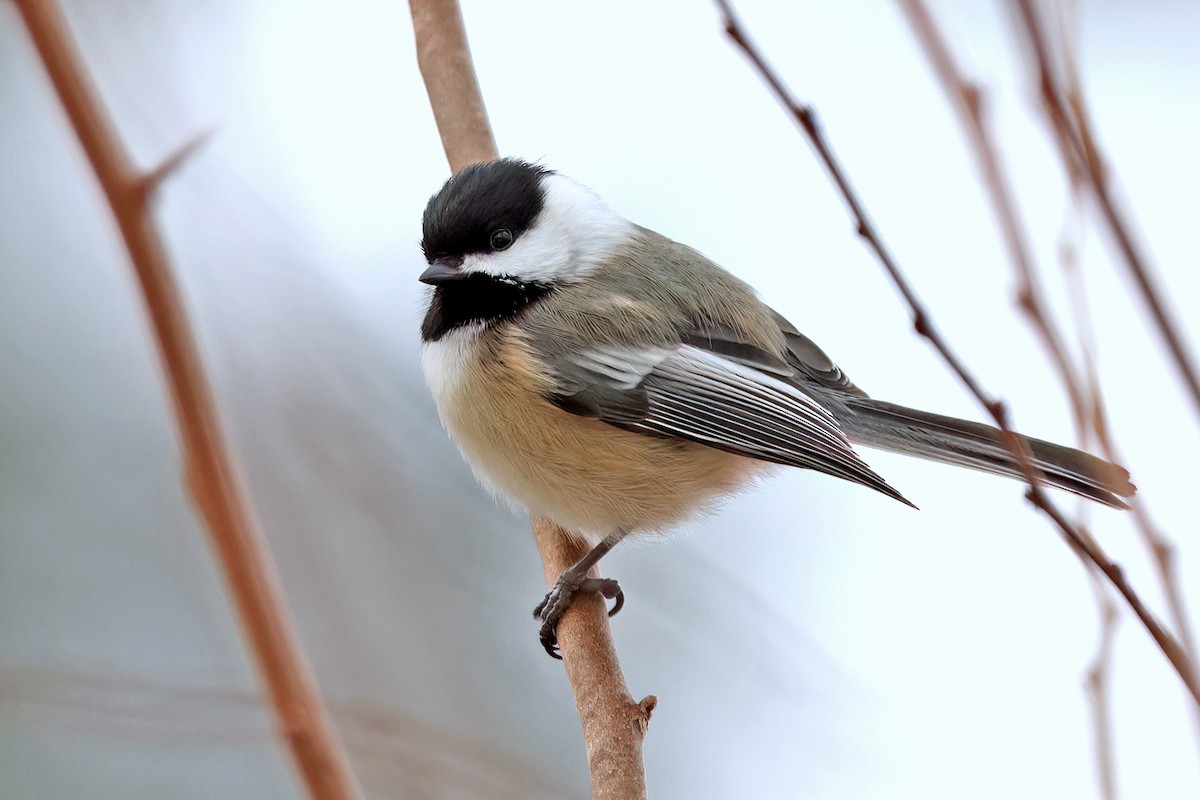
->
<box><xmin>419</xmin><ymin>256</ymin><xmax>467</xmax><ymax>285</ymax></box>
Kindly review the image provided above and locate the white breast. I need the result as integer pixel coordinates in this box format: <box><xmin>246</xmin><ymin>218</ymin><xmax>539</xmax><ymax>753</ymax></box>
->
<box><xmin>421</xmin><ymin>323</ymin><xmax>523</xmax><ymax>508</ymax></box>
<box><xmin>421</xmin><ymin>323</ymin><xmax>483</xmax><ymax>404</ymax></box>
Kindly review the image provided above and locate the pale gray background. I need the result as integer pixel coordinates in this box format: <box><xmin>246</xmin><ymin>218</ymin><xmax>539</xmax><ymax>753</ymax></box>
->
<box><xmin>1</xmin><ymin>1</ymin><xmax>1196</xmax><ymax>797</ymax></box>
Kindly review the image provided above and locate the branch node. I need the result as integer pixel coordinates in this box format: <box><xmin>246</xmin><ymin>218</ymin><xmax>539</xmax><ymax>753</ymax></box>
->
<box><xmin>961</xmin><ymin>81</ymin><xmax>984</xmax><ymax>118</ymax></box>
<box><xmin>636</xmin><ymin>695</ymin><xmax>658</xmax><ymax>732</ymax></box>
<box><xmin>1153</xmin><ymin>539</ymin><xmax>1174</xmax><ymax>568</ymax></box>
<box><xmin>720</xmin><ymin>0</ymin><xmax>1200</xmax><ymax>709</ymax></box>
<box><xmin>1015</xmin><ymin>286</ymin><xmax>1035</xmax><ymax>314</ymax></box>
<box><xmin>12</xmin><ymin>1</ymin><xmax>361</xmax><ymax>795</ymax></box>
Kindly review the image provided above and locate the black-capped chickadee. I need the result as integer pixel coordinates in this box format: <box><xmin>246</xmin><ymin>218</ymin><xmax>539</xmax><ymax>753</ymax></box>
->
<box><xmin>418</xmin><ymin>158</ymin><xmax>1134</xmax><ymax>658</ymax></box>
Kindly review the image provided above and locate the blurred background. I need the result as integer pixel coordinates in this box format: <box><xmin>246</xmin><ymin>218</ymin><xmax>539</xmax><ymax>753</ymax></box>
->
<box><xmin>1</xmin><ymin>0</ymin><xmax>1197</xmax><ymax>797</ymax></box>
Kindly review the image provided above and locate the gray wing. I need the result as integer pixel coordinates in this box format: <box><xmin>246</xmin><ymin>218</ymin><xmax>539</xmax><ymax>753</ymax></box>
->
<box><xmin>768</xmin><ymin>308</ymin><xmax>867</xmax><ymax>397</ymax></box>
<box><xmin>546</xmin><ymin>334</ymin><xmax>910</xmax><ymax>505</ymax></box>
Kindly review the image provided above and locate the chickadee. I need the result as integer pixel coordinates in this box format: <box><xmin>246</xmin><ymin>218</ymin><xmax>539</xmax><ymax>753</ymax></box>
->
<box><xmin>418</xmin><ymin>158</ymin><xmax>1134</xmax><ymax>658</ymax></box>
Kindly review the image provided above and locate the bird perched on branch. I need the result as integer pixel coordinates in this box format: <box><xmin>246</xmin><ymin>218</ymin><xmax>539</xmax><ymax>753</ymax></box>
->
<box><xmin>417</xmin><ymin>158</ymin><xmax>1135</xmax><ymax>658</ymax></box>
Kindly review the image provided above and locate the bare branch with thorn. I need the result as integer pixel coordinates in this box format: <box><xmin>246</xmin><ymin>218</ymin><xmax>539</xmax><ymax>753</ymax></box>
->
<box><xmin>12</xmin><ymin>1</ymin><xmax>361</xmax><ymax>798</ymax></box>
<box><xmin>713</xmin><ymin>0</ymin><xmax>1200</xmax><ymax>709</ymax></box>
<box><xmin>138</xmin><ymin>128</ymin><xmax>216</xmax><ymax>198</ymax></box>
<box><xmin>1009</xmin><ymin>0</ymin><xmax>1200</xmax><ymax>424</ymax></box>
<box><xmin>901</xmin><ymin>0</ymin><xmax>1200</xmax><ymax>756</ymax></box>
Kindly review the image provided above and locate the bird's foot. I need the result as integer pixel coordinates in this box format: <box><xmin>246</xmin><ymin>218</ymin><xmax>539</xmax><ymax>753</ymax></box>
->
<box><xmin>532</xmin><ymin>573</ymin><xmax>624</xmax><ymax>659</ymax></box>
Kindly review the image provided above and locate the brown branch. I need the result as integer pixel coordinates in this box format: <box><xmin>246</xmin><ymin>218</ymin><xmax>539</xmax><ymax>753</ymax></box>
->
<box><xmin>1084</xmin><ymin>571</ymin><xmax>1120</xmax><ymax>800</ymax></box>
<box><xmin>12</xmin><ymin>1</ymin><xmax>362</xmax><ymax>798</ymax></box>
<box><xmin>898</xmin><ymin>4</ymin><xmax>1124</xmax><ymax>784</ymax></box>
<box><xmin>897</xmin><ymin>0</ymin><xmax>1088</xmax><ymax>431</ymax></box>
<box><xmin>1043</xmin><ymin>5</ymin><xmax>1200</xmax><ymax>744</ymax></box>
<box><xmin>1008</xmin><ymin>0</ymin><xmax>1200</xmax><ymax>424</ymax></box>
<box><xmin>713</xmin><ymin>0</ymin><xmax>1200</xmax><ymax>708</ymax></box>
<box><xmin>408</xmin><ymin>0</ymin><xmax>497</xmax><ymax>172</ymax></box>
<box><xmin>407</xmin><ymin>2</ymin><xmax>653</xmax><ymax>797</ymax></box>
<box><xmin>534</xmin><ymin>521</ymin><xmax>656</xmax><ymax>800</ymax></box>
<box><xmin>1125</xmin><ymin>504</ymin><xmax>1200</xmax><ymax>742</ymax></box>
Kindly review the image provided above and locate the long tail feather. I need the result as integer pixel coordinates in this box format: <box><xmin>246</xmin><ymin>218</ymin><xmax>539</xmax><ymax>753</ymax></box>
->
<box><xmin>837</xmin><ymin>398</ymin><xmax>1136</xmax><ymax>509</ymax></box>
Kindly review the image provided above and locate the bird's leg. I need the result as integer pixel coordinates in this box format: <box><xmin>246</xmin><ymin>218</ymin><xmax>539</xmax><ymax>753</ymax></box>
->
<box><xmin>533</xmin><ymin>532</ymin><xmax>625</xmax><ymax>659</ymax></box>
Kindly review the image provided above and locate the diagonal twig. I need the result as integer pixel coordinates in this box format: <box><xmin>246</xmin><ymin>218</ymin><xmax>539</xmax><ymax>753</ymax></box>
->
<box><xmin>897</xmin><ymin>0</ymin><xmax>1089</xmax><ymax>431</ymax></box>
<box><xmin>896</xmin><ymin>4</ymin><xmax>1124</xmax><ymax>787</ymax></box>
<box><xmin>1085</xmin><ymin>568</ymin><xmax>1121</xmax><ymax>800</ymax></box>
<box><xmin>1023</xmin><ymin>1</ymin><xmax>1200</xmax><ymax>742</ymax></box>
<box><xmin>12</xmin><ymin>2</ymin><xmax>362</xmax><ymax>797</ymax></box>
<box><xmin>712</xmin><ymin>0</ymin><xmax>1200</xmax><ymax>709</ymax></box>
<box><xmin>1008</xmin><ymin>0</ymin><xmax>1200</xmax><ymax>424</ymax></box>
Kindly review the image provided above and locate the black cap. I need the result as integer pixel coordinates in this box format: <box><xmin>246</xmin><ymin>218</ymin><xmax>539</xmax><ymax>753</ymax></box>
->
<box><xmin>421</xmin><ymin>159</ymin><xmax>552</xmax><ymax>261</ymax></box>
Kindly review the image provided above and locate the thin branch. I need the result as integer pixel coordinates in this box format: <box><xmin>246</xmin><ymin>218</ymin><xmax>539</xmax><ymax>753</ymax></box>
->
<box><xmin>406</xmin><ymin>2</ymin><xmax>654</xmax><ymax>797</ymax></box>
<box><xmin>12</xmin><ymin>1</ymin><xmax>362</xmax><ymax>798</ymax></box>
<box><xmin>1085</xmin><ymin>570</ymin><xmax>1121</xmax><ymax>800</ymax></box>
<box><xmin>408</xmin><ymin>0</ymin><xmax>497</xmax><ymax>172</ymax></box>
<box><xmin>897</xmin><ymin>0</ymin><xmax>1088</xmax><ymax>431</ymax></box>
<box><xmin>1052</xmin><ymin>6</ymin><xmax>1200</xmax><ymax>743</ymax></box>
<box><xmin>533</xmin><ymin>521</ymin><xmax>656</xmax><ymax>800</ymax></box>
<box><xmin>712</xmin><ymin>0</ymin><xmax>1200</xmax><ymax>708</ymax></box>
<box><xmin>1124</xmin><ymin>504</ymin><xmax>1200</xmax><ymax>741</ymax></box>
<box><xmin>897</xmin><ymin>4</ymin><xmax>1125</xmax><ymax>785</ymax></box>
<box><xmin>1008</xmin><ymin>0</ymin><xmax>1200</xmax><ymax>424</ymax></box>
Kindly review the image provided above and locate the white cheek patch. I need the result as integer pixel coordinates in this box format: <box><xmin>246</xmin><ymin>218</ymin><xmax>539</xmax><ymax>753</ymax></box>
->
<box><xmin>463</xmin><ymin>174</ymin><xmax>634</xmax><ymax>284</ymax></box>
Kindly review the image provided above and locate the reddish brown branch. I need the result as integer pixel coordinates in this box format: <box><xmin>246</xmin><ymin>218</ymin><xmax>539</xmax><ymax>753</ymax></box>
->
<box><xmin>1056</xmin><ymin>11</ymin><xmax>1200</xmax><ymax>740</ymax></box>
<box><xmin>1021</xmin><ymin>2</ymin><xmax>1200</xmax><ymax>740</ymax></box>
<box><xmin>408</xmin><ymin>0</ymin><xmax>497</xmax><ymax>172</ymax></box>
<box><xmin>407</xmin><ymin>2</ymin><xmax>653</xmax><ymax>797</ymax></box>
<box><xmin>12</xmin><ymin>1</ymin><xmax>362</xmax><ymax>798</ymax></box>
<box><xmin>533</xmin><ymin>521</ymin><xmax>655</xmax><ymax>800</ymax></box>
<box><xmin>899</xmin><ymin>1</ymin><xmax>1123</xmax><ymax>784</ymax></box>
<box><xmin>713</xmin><ymin>0</ymin><xmax>1200</xmax><ymax>708</ymax></box>
<box><xmin>898</xmin><ymin>0</ymin><xmax>1088</xmax><ymax>431</ymax></box>
<box><xmin>1009</xmin><ymin>0</ymin><xmax>1200</xmax><ymax>424</ymax></box>
<box><xmin>1085</xmin><ymin>573</ymin><xmax>1120</xmax><ymax>800</ymax></box>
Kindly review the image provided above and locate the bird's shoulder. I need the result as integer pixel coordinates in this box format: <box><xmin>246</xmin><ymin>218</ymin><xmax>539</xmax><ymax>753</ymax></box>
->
<box><xmin>524</xmin><ymin>226</ymin><xmax>786</xmax><ymax>355</ymax></box>
<box><xmin>519</xmin><ymin>226</ymin><xmax>865</xmax><ymax>396</ymax></box>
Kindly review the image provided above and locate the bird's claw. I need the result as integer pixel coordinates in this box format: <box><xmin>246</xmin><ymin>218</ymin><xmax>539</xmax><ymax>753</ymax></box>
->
<box><xmin>533</xmin><ymin>574</ymin><xmax>624</xmax><ymax>659</ymax></box>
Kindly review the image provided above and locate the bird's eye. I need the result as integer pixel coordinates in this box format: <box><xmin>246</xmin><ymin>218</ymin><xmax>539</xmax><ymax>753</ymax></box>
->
<box><xmin>489</xmin><ymin>228</ymin><xmax>514</xmax><ymax>251</ymax></box>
